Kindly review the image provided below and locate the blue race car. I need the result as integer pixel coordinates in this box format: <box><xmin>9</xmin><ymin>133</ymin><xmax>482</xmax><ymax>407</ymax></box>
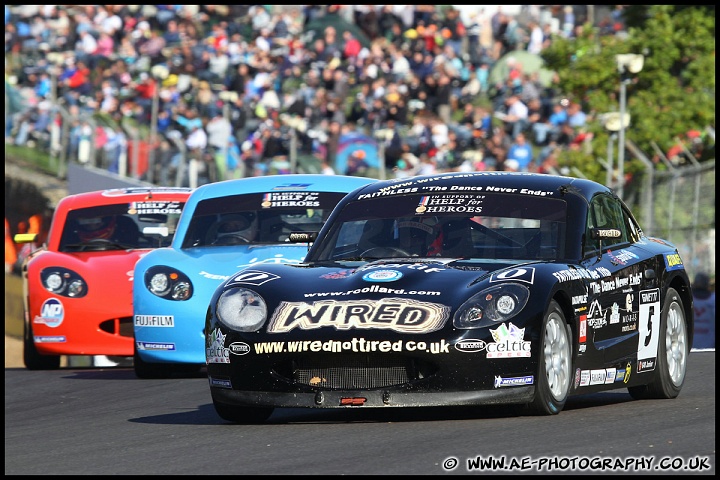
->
<box><xmin>133</xmin><ymin>174</ymin><xmax>376</xmax><ymax>378</ymax></box>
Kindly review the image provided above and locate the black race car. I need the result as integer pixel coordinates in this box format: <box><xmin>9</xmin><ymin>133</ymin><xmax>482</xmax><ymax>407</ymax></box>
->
<box><xmin>205</xmin><ymin>172</ymin><xmax>693</xmax><ymax>423</ymax></box>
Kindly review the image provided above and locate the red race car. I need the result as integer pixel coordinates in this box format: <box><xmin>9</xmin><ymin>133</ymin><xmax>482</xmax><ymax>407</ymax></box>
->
<box><xmin>14</xmin><ymin>187</ymin><xmax>192</xmax><ymax>369</ymax></box>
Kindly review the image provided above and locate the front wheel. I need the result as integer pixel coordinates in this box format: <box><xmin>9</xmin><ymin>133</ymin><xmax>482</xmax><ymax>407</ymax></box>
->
<box><xmin>213</xmin><ymin>401</ymin><xmax>274</xmax><ymax>424</ymax></box>
<box><xmin>23</xmin><ymin>318</ymin><xmax>60</xmax><ymax>370</ymax></box>
<box><xmin>526</xmin><ymin>299</ymin><xmax>572</xmax><ymax>415</ymax></box>
<box><xmin>628</xmin><ymin>287</ymin><xmax>688</xmax><ymax>400</ymax></box>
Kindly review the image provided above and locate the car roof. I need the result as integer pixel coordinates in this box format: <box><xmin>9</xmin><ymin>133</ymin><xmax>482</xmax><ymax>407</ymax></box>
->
<box><xmin>55</xmin><ymin>187</ymin><xmax>193</xmax><ymax>210</ymax></box>
<box><xmin>184</xmin><ymin>174</ymin><xmax>377</xmax><ymax>203</ymax></box>
<box><xmin>345</xmin><ymin>171</ymin><xmax>609</xmax><ymax>201</ymax></box>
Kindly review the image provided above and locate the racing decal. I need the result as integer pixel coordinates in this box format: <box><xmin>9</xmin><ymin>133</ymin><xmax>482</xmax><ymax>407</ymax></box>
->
<box><xmin>663</xmin><ymin>253</ymin><xmax>685</xmax><ymax>271</ymax></box>
<box><xmin>578</xmin><ymin>315</ymin><xmax>587</xmax><ymax>343</ymax></box>
<box><xmin>209</xmin><ymin>376</ymin><xmax>232</xmax><ymax>389</ymax></box>
<box><xmin>199</xmin><ymin>271</ymin><xmax>232</xmax><ymax>281</ymax></box>
<box><xmin>228</xmin><ymin>342</ymin><xmax>250</xmax><ymax>355</ymax></box>
<box><xmin>102</xmin><ymin>187</ymin><xmax>187</xmax><ymax>197</ymax></box>
<box><xmin>621</xmin><ymin>293</ymin><xmax>639</xmax><ymax>332</ymax></box>
<box><xmin>490</xmin><ymin>267</ymin><xmax>535</xmax><ymax>285</ymax></box>
<box><xmin>136</xmin><ymin>341</ymin><xmax>176</xmax><ymax>351</ymax></box>
<box><xmin>455</xmin><ymin>339</ymin><xmax>487</xmax><ymax>353</ymax></box>
<box><xmin>33</xmin><ymin>298</ymin><xmax>64</xmax><ymax>327</ymax></box>
<box><xmin>206</xmin><ymin>328</ymin><xmax>229</xmax><ymax>364</ymax></box>
<box><xmin>414</xmin><ymin>194</ymin><xmax>485</xmax><ymax>214</ymax></box>
<box><xmin>494</xmin><ymin>375</ymin><xmax>534</xmax><ymax>388</ymax></box>
<box><xmin>251</xmin><ymin>337</ymin><xmax>451</xmax><ymax>354</ymax></box>
<box><xmin>553</xmin><ymin>266</ymin><xmax>611</xmax><ymax>283</ymax></box>
<box><xmin>606</xmin><ymin>249</ymin><xmax>639</xmax><ymax>266</ymax></box>
<box><xmin>357</xmin><ymin>263</ymin><xmax>445</xmax><ymax>273</ymax></box>
<box><xmin>267</xmin><ymin>298</ymin><xmax>451</xmax><ymax>333</ymax></box>
<box><xmin>595</xmin><ymin>228</ymin><xmax>622</xmax><ymax>238</ymax></box>
<box><xmin>487</xmin><ymin>322</ymin><xmax>531</xmax><ymax>358</ymax></box>
<box><xmin>128</xmin><ymin>201</ymin><xmax>183</xmax><ymax>215</ymax></box>
<box><xmin>574</xmin><ymin>368</ymin><xmax>581</xmax><ymax>389</ymax></box>
<box><xmin>261</xmin><ymin>191</ymin><xmax>320</xmax><ymax>208</ymax></box>
<box><xmin>199</xmin><ymin>255</ymin><xmax>303</xmax><ymax>281</ymax></box>
<box><xmin>609</xmin><ymin>303</ymin><xmax>620</xmax><ymax>324</ymax></box>
<box><xmin>320</xmin><ymin>269</ymin><xmax>355</xmax><ymax>279</ymax></box>
<box><xmin>228</xmin><ymin>270</ymin><xmax>281</xmax><ymax>286</ymax></box>
<box><xmin>637</xmin><ymin>288</ymin><xmax>660</xmax><ymax>373</ymax></box>
<box><xmin>585</xmin><ymin>368</ymin><xmax>617</xmax><ymax>386</ymax></box>
<box><xmin>271</xmin><ymin>183</ymin><xmax>312</xmax><ymax>191</ymax></box>
<box><xmin>572</xmin><ymin>292</ymin><xmax>588</xmax><ymax>305</ymax></box>
<box><xmin>362</xmin><ymin>270</ymin><xmax>403</xmax><ymax>282</ymax></box>
<box><xmin>33</xmin><ymin>336</ymin><xmax>66</xmax><ymax>343</ymax></box>
<box><xmin>587</xmin><ymin>272</ymin><xmax>642</xmax><ymax>296</ymax></box>
<box><xmin>303</xmin><ymin>285</ymin><xmax>441</xmax><ymax>298</ymax></box>
<box><xmin>357</xmin><ymin>185</ymin><xmax>419</xmax><ymax>199</ymax></box>
<box><xmin>235</xmin><ymin>254</ymin><xmax>303</xmax><ymax>269</ymax></box>
<box><xmin>134</xmin><ymin>315</ymin><xmax>175</xmax><ymax>327</ymax></box>
<box><xmin>647</xmin><ymin>237</ymin><xmax>672</xmax><ymax>246</ymax></box>
<box><xmin>587</xmin><ymin>299</ymin><xmax>606</xmax><ymax>329</ymax></box>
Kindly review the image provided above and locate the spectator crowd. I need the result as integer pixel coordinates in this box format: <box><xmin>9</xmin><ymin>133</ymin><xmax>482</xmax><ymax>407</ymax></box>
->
<box><xmin>5</xmin><ymin>5</ymin><xmax>625</xmax><ymax>186</ymax></box>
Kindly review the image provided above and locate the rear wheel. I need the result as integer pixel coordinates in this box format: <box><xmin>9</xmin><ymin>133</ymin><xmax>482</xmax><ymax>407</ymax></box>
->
<box><xmin>527</xmin><ymin>300</ymin><xmax>572</xmax><ymax>415</ymax></box>
<box><xmin>213</xmin><ymin>401</ymin><xmax>274</xmax><ymax>424</ymax></box>
<box><xmin>23</xmin><ymin>318</ymin><xmax>60</xmax><ymax>370</ymax></box>
<box><xmin>628</xmin><ymin>287</ymin><xmax>688</xmax><ymax>400</ymax></box>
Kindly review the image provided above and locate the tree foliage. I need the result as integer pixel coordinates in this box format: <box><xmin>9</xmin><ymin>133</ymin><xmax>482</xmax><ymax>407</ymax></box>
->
<box><xmin>540</xmin><ymin>5</ymin><xmax>715</xmax><ymax>184</ymax></box>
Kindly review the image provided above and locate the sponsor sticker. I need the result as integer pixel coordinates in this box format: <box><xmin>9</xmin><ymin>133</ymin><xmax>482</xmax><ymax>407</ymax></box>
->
<box><xmin>136</xmin><ymin>341</ymin><xmax>176</xmax><ymax>351</ymax></box>
<box><xmin>663</xmin><ymin>253</ymin><xmax>684</xmax><ymax>271</ymax></box>
<box><xmin>134</xmin><ymin>315</ymin><xmax>175</xmax><ymax>327</ymax></box>
<box><xmin>228</xmin><ymin>342</ymin><xmax>251</xmax><ymax>355</ymax></box>
<box><xmin>267</xmin><ymin>298</ymin><xmax>450</xmax><ymax>333</ymax></box>
<box><xmin>486</xmin><ymin>322</ymin><xmax>531</xmax><ymax>358</ymax></box>
<box><xmin>33</xmin><ymin>336</ymin><xmax>66</xmax><ymax>343</ymax></box>
<box><xmin>454</xmin><ymin>339</ymin><xmax>487</xmax><ymax>353</ymax></box>
<box><xmin>206</xmin><ymin>328</ymin><xmax>230</xmax><ymax>364</ymax></box>
<box><xmin>362</xmin><ymin>270</ymin><xmax>403</xmax><ymax>282</ymax></box>
<box><xmin>490</xmin><ymin>267</ymin><xmax>535</xmax><ymax>285</ymax></box>
<box><xmin>209</xmin><ymin>377</ymin><xmax>232</xmax><ymax>389</ymax></box>
<box><xmin>494</xmin><ymin>375</ymin><xmax>534</xmax><ymax>388</ymax></box>
<box><xmin>34</xmin><ymin>298</ymin><xmax>64</xmax><ymax>327</ymax></box>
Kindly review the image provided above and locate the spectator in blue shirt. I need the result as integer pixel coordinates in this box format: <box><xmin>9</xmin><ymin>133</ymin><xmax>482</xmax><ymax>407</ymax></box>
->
<box><xmin>507</xmin><ymin>132</ymin><xmax>534</xmax><ymax>171</ymax></box>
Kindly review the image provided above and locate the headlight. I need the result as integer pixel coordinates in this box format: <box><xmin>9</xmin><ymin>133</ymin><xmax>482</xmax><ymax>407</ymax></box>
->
<box><xmin>216</xmin><ymin>287</ymin><xmax>267</xmax><ymax>332</ymax></box>
<box><xmin>40</xmin><ymin>268</ymin><xmax>87</xmax><ymax>298</ymax></box>
<box><xmin>453</xmin><ymin>283</ymin><xmax>530</xmax><ymax>329</ymax></box>
<box><xmin>145</xmin><ymin>266</ymin><xmax>193</xmax><ymax>301</ymax></box>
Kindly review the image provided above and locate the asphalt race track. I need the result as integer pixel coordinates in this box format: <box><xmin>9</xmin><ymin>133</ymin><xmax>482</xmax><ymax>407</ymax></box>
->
<box><xmin>5</xmin><ymin>351</ymin><xmax>716</xmax><ymax>475</ymax></box>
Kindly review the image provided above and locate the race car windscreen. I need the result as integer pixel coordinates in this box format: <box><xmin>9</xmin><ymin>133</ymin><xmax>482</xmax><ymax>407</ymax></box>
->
<box><xmin>60</xmin><ymin>202</ymin><xmax>185</xmax><ymax>252</ymax></box>
<box><xmin>310</xmin><ymin>192</ymin><xmax>568</xmax><ymax>262</ymax></box>
<box><xmin>181</xmin><ymin>192</ymin><xmax>348</xmax><ymax>248</ymax></box>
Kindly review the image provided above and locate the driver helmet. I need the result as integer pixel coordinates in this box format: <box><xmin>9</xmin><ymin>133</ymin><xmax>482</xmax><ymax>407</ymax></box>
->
<box><xmin>396</xmin><ymin>217</ymin><xmax>440</xmax><ymax>256</ymax></box>
<box><xmin>214</xmin><ymin>212</ymin><xmax>258</xmax><ymax>244</ymax></box>
<box><xmin>77</xmin><ymin>215</ymin><xmax>116</xmax><ymax>242</ymax></box>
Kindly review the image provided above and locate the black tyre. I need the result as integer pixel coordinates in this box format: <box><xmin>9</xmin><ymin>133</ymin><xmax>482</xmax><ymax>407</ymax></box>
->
<box><xmin>213</xmin><ymin>401</ymin><xmax>274</xmax><ymax>424</ymax></box>
<box><xmin>628</xmin><ymin>287</ymin><xmax>688</xmax><ymax>400</ymax></box>
<box><xmin>23</xmin><ymin>318</ymin><xmax>60</xmax><ymax>370</ymax></box>
<box><xmin>527</xmin><ymin>300</ymin><xmax>572</xmax><ymax>415</ymax></box>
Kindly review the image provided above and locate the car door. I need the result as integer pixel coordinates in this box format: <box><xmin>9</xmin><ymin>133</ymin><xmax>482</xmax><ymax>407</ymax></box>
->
<box><xmin>580</xmin><ymin>193</ymin><xmax>655</xmax><ymax>366</ymax></box>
